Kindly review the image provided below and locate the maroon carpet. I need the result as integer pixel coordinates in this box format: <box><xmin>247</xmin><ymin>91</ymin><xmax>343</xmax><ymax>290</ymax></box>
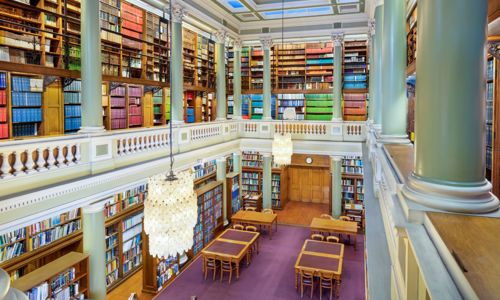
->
<box><xmin>156</xmin><ymin>225</ymin><xmax>365</xmax><ymax>300</ymax></box>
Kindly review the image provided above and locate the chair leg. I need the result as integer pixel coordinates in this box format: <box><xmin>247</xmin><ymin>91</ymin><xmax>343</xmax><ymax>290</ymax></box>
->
<box><xmin>213</xmin><ymin>266</ymin><xmax>216</xmax><ymax>281</ymax></box>
<box><xmin>301</xmin><ymin>281</ymin><xmax>304</xmax><ymax>298</ymax></box>
<box><xmin>329</xmin><ymin>284</ymin><xmax>333</xmax><ymax>300</ymax></box>
<box><xmin>320</xmin><ymin>283</ymin><xmax>323</xmax><ymax>300</ymax></box>
<box><xmin>229</xmin><ymin>268</ymin><xmax>232</xmax><ymax>285</ymax></box>
<box><xmin>220</xmin><ymin>266</ymin><xmax>223</xmax><ymax>282</ymax></box>
<box><xmin>310</xmin><ymin>283</ymin><xmax>313</xmax><ymax>299</ymax></box>
<box><xmin>204</xmin><ymin>265</ymin><xmax>207</xmax><ymax>280</ymax></box>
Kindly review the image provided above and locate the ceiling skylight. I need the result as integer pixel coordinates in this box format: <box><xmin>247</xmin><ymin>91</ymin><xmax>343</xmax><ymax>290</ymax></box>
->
<box><xmin>261</xmin><ymin>6</ymin><xmax>333</xmax><ymax>19</ymax></box>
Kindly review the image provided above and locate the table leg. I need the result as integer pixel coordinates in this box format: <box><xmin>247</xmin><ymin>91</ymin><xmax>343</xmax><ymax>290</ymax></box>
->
<box><xmin>275</xmin><ymin>218</ymin><xmax>278</xmax><ymax>232</ymax></box>
<box><xmin>269</xmin><ymin>224</ymin><xmax>273</xmax><ymax>240</ymax></box>
<box><xmin>354</xmin><ymin>233</ymin><xmax>357</xmax><ymax>250</ymax></box>
<box><xmin>294</xmin><ymin>269</ymin><xmax>298</xmax><ymax>289</ymax></box>
<box><xmin>236</xmin><ymin>264</ymin><xmax>240</xmax><ymax>279</ymax></box>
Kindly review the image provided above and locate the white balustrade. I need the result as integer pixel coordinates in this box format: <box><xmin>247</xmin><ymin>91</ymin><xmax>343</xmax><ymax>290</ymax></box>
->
<box><xmin>244</xmin><ymin>123</ymin><xmax>258</xmax><ymax>133</ymax></box>
<box><xmin>190</xmin><ymin>124</ymin><xmax>222</xmax><ymax>141</ymax></box>
<box><xmin>0</xmin><ymin>143</ymin><xmax>81</xmax><ymax>178</ymax></box>
<box><xmin>274</xmin><ymin>122</ymin><xmax>328</xmax><ymax>135</ymax></box>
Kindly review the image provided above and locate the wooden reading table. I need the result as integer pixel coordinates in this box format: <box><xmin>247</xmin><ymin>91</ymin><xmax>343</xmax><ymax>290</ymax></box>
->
<box><xmin>201</xmin><ymin>229</ymin><xmax>260</xmax><ymax>279</ymax></box>
<box><xmin>231</xmin><ymin>210</ymin><xmax>278</xmax><ymax>240</ymax></box>
<box><xmin>310</xmin><ymin>217</ymin><xmax>358</xmax><ymax>249</ymax></box>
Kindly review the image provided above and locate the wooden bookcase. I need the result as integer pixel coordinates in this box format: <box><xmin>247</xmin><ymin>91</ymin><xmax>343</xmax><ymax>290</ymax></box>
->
<box><xmin>103</xmin><ymin>184</ymin><xmax>147</xmax><ymax>291</ymax></box>
<box><xmin>0</xmin><ymin>208</ymin><xmax>82</xmax><ymax>282</ymax></box>
<box><xmin>11</xmin><ymin>252</ymin><xmax>89</xmax><ymax>300</ymax></box>
<box><xmin>192</xmin><ymin>159</ymin><xmax>217</xmax><ymax>190</ymax></box>
<box><xmin>343</xmin><ymin>40</ymin><xmax>369</xmax><ymax>121</ymax></box>
<box><xmin>272</xmin><ymin>166</ymin><xmax>289</xmax><ymax>210</ymax></box>
<box><xmin>406</xmin><ymin>1</ymin><xmax>418</xmax><ymax>74</ymax></box>
<box><xmin>226</xmin><ymin>171</ymin><xmax>241</xmax><ymax>220</ymax></box>
<box><xmin>341</xmin><ymin>156</ymin><xmax>364</xmax><ymax>230</ymax></box>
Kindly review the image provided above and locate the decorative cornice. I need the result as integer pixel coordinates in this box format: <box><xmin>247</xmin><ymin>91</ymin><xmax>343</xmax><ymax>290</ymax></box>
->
<box><xmin>331</xmin><ymin>33</ymin><xmax>344</xmax><ymax>47</ymax></box>
<box><xmin>214</xmin><ymin>28</ymin><xmax>229</xmax><ymax>44</ymax></box>
<box><xmin>233</xmin><ymin>39</ymin><xmax>243</xmax><ymax>51</ymax></box>
<box><xmin>171</xmin><ymin>3</ymin><xmax>187</xmax><ymax>23</ymax></box>
<box><xmin>260</xmin><ymin>36</ymin><xmax>273</xmax><ymax>50</ymax></box>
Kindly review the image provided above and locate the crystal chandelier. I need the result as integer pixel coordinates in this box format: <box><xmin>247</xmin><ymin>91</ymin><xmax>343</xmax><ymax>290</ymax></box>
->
<box><xmin>272</xmin><ymin>0</ymin><xmax>293</xmax><ymax>167</ymax></box>
<box><xmin>143</xmin><ymin>0</ymin><xmax>197</xmax><ymax>259</ymax></box>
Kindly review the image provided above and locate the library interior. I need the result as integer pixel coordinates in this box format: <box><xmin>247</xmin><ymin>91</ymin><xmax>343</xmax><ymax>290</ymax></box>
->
<box><xmin>0</xmin><ymin>0</ymin><xmax>499</xmax><ymax>299</ymax></box>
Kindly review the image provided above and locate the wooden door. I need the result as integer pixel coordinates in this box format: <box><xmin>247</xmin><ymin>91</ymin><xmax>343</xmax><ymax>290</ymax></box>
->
<box><xmin>43</xmin><ymin>82</ymin><xmax>63</xmax><ymax>135</ymax></box>
<box><xmin>288</xmin><ymin>166</ymin><xmax>330</xmax><ymax>204</ymax></box>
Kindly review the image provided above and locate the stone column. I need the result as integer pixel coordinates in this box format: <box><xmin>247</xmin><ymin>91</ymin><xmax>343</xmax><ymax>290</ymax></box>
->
<box><xmin>232</xmin><ymin>39</ymin><xmax>243</xmax><ymax>120</ymax></box>
<box><xmin>402</xmin><ymin>0</ymin><xmax>499</xmax><ymax>213</ymax></box>
<box><xmin>233</xmin><ymin>151</ymin><xmax>241</xmax><ymax>174</ymax></box>
<box><xmin>262</xmin><ymin>153</ymin><xmax>272</xmax><ymax>209</ymax></box>
<box><xmin>215</xmin><ymin>29</ymin><xmax>228</xmax><ymax>121</ymax></box>
<box><xmin>368</xmin><ymin>19</ymin><xmax>376</xmax><ymax>123</ymax></box>
<box><xmin>332</xmin><ymin>33</ymin><xmax>344</xmax><ymax>121</ymax></box>
<box><xmin>373</xmin><ymin>4</ymin><xmax>384</xmax><ymax>127</ymax></box>
<box><xmin>79</xmin><ymin>0</ymin><xmax>104</xmax><ymax>132</ymax></box>
<box><xmin>381</xmin><ymin>0</ymin><xmax>407</xmax><ymax>140</ymax></box>
<box><xmin>216</xmin><ymin>157</ymin><xmax>228</xmax><ymax>224</ymax></box>
<box><xmin>260</xmin><ymin>37</ymin><xmax>273</xmax><ymax>120</ymax></box>
<box><xmin>331</xmin><ymin>156</ymin><xmax>343</xmax><ymax>218</ymax></box>
<box><xmin>83</xmin><ymin>203</ymin><xmax>106</xmax><ymax>300</ymax></box>
<box><xmin>170</xmin><ymin>4</ymin><xmax>186</xmax><ymax>125</ymax></box>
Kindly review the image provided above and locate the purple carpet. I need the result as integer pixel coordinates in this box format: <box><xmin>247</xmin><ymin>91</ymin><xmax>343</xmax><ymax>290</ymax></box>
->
<box><xmin>156</xmin><ymin>225</ymin><xmax>365</xmax><ymax>300</ymax></box>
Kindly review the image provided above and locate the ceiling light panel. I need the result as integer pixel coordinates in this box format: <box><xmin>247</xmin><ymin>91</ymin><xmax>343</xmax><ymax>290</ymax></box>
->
<box><xmin>261</xmin><ymin>6</ymin><xmax>333</xmax><ymax>19</ymax></box>
<box><xmin>338</xmin><ymin>3</ymin><xmax>360</xmax><ymax>14</ymax></box>
<box><xmin>218</xmin><ymin>0</ymin><xmax>250</xmax><ymax>13</ymax></box>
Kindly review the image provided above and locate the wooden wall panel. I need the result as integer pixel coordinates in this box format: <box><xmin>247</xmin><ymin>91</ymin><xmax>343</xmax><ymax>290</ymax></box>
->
<box><xmin>43</xmin><ymin>82</ymin><xmax>63</xmax><ymax>136</ymax></box>
<box><xmin>143</xmin><ymin>93</ymin><xmax>153</xmax><ymax>127</ymax></box>
<box><xmin>288</xmin><ymin>166</ymin><xmax>330</xmax><ymax>204</ymax></box>
<box><xmin>489</xmin><ymin>0</ymin><xmax>500</xmax><ymax>22</ymax></box>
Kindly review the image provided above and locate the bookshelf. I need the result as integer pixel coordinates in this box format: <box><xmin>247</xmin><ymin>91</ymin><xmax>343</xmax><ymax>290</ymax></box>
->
<box><xmin>343</xmin><ymin>40</ymin><xmax>368</xmax><ymax>121</ymax></box>
<box><xmin>271</xmin><ymin>167</ymin><xmax>289</xmax><ymax>210</ymax></box>
<box><xmin>407</xmin><ymin>3</ymin><xmax>417</xmax><ymax>70</ymax></box>
<box><xmin>142</xmin><ymin>233</ymin><xmax>180</xmax><ymax>294</ymax></box>
<box><xmin>11</xmin><ymin>74</ymin><xmax>43</xmax><ymax>137</ymax></box>
<box><xmin>305</xmin><ymin>94</ymin><xmax>333</xmax><ymax>121</ymax></box>
<box><xmin>109</xmin><ymin>84</ymin><xmax>127</xmax><ymax>129</ymax></box>
<box><xmin>226</xmin><ymin>172</ymin><xmax>241</xmax><ymax>220</ymax></box>
<box><xmin>193</xmin><ymin>181</ymin><xmax>224</xmax><ymax>255</ymax></box>
<box><xmin>12</xmin><ymin>252</ymin><xmax>89</xmax><ymax>300</ymax></box>
<box><xmin>305</xmin><ymin>42</ymin><xmax>334</xmax><ymax>91</ymax></box>
<box><xmin>241</xmin><ymin>46</ymin><xmax>250</xmax><ymax>90</ymax></box>
<box><xmin>0</xmin><ymin>208</ymin><xmax>83</xmax><ymax>283</ymax></box>
<box><xmin>341</xmin><ymin>156</ymin><xmax>364</xmax><ymax>230</ymax></box>
<box><xmin>226</xmin><ymin>46</ymin><xmax>234</xmax><ymax>96</ymax></box>
<box><xmin>104</xmin><ymin>183</ymin><xmax>147</xmax><ymax>291</ymax></box>
<box><xmin>275</xmin><ymin>43</ymin><xmax>306</xmax><ymax>90</ymax></box>
<box><xmin>127</xmin><ymin>85</ymin><xmax>143</xmax><ymax>127</ymax></box>
<box><xmin>486</xmin><ymin>56</ymin><xmax>495</xmax><ymax>181</ymax></box>
<box><xmin>192</xmin><ymin>159</ymin><xmax>217</xmax><ymax>190</ymax></box>
<box><xmin>277</xmin><ymin>93</ymin><xmax>304</xmax><ymax>120</ymax></box>
<box><xmin>0</xmin><ymin>72</ymin><xmax>8</xmax><ymax>139</ymax></box>
<box><xmin>63</xmin><ymin>79</ymin><xmax>81</xmax><ymax>133</ymax></box>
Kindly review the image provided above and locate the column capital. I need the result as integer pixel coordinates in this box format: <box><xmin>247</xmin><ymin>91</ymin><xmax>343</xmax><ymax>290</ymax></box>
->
<box><xmin>330</xmin><ymin>155</ymin><xmax>343</xmax><ymax>162</ymax></box>
<box><xmin>262</xmin><ymin>152</ymin><xmax>272</xmax><ymax>158</ymax></box>
<box><xmin>216</xmin><ymin>157</ymin><xmax>227</xmax><ymax>164</ymax></box>
<box><xmin>331</xmin><ymin>32</ymin><xmax>344</xmax><ymax>47</ymax></box>
<box><xmin>260</xmin><ymin>36</ymin><xmax>273</xmax><ymax>50</ymax></box>
<box><xmin>233</xmin><ymin>38</ymin><xmax>243</xmax><ymax>51</ymax></box>
<box><xmin>83</xmin><ymin>202</ymin><xmax>105</xmax><ymax>214</ymax></box>
<box><xmin>171</xmin><ymin>3</ymin><xmax>187</xmax><ymax>23</ymax></box>
<box><xmin>368</xmin><ymin>18</ymin><xmax>376</xmax><ymax>37</ymax></box>
<box><xmin>214</xmin><ymin>29</ymin><xmax>229</xmax><ymax>44</ymax></box>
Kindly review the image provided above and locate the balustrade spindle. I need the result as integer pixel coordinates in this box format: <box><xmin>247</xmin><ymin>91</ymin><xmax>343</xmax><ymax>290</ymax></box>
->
<box><xmin>25</xmin><ymin>149</ymin><xmax>36</xmax><ymax>173</ymax></box>
<box><xmin>56</xmin><ymin>146</ymin><xmax>65</xmax><ymax>167</ymax></box>
<box><xmin>46</xmin><ymin>147</ymin><xmax>56</xmax><ymax>170</ymax></box>
<box><xmin>36</xmin><ymin>148</ymin><xmax>47</xmax><ymax>171</ymax></box>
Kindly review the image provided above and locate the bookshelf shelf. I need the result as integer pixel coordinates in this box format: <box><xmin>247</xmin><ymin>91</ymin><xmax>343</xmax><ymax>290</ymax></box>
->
<box><xmin>11</xmin><ymin>251</ymin><xmax>89</xmax><ymax>300</ymax></box>
<box><xmin>343</xmin><ymin>40</ymin><xmax>368</xmax><ymax>121</ymax></box>
<box><xmin>341</xmin><ymin>156</ymin><xmax>364</xmax><ymax>231</ymax></box>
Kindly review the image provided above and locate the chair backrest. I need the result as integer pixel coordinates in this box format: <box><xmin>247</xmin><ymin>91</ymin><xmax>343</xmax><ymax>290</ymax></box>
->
<box><xmin>233</xmin><ymin>224</ymin><xmax>244</xmax><ymax>230</ymax></box>
<box><xmin>319</xmin><ymin>271</ymin><xmax>334</xmax><ymax>281</ymax></box>
<box><xmin>220</xmin><ymin>256</ymin><xmax>232</xmax><ymax>266</ymax></box>
<box><xmin>245</xmin><ymin>207</ymin><xmax>257</xmax><ymax>211</ymax></box>
<box><xmin>311</xmin><ymin>233</ymin><xmax>324</xmax><ymax>241</ymax></box>
<box><xmin>204</xmin><ymin>253</ymin><xmax>217</xmax><ymax>264</ymax></box>
<box><xmin>326</xmin><ymin>236</ymin><xmax>339</xmax><ymax>243</ymax></box>
<box><xmin>300</xmin><ymin>269</ymin><xmax>314</xmax><ymax>280</ymax></box>
<box><xmin>320</xmin><ymin>214</ymin><xmax>334</xmax><ymax>220</ymax></box>
<box><xmin>245</xmin><ymin>225</ymin><xmax>258</xmax><ymax>232</ymax></box>
<box><xmin>262</xmin><ymin>208</ymin><xmax>274</xmax><ymax>214</ymax></box>
<box><xmin>340</xmin><ymin>216</ymin><xmax>351</xmax><ymax>221</ymax></box>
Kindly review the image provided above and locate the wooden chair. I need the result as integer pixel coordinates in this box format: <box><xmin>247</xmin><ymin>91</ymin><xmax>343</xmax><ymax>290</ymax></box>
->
<box><xmin>300</xmin><ymin>269</ymin><xmax>315</xmax><ymax>298</ymax></box>
<box><xmin>262</xmin><ymin>208</ymin><xmax>274</xmax><ymax>214</ymax></box>
<box><xmin>220</xmin><ymin>256</ymin><xmax>237</xmax><ymax>284</ymax></box>
<box><xmin>245</xmin><ymin>225</ymin><xmax>258</xmax><ymax>232</ymax></box>
<box><xmin>339</xmin><ymin>216</ymin><xmax>351</xmax><ymax>243</ymax></box>
<box><xmin>320</xmin><ymin>214</ymin><xmax>334</xmax><ymax>220</ymax></box>
<box><xmin>311</xmin><ymin>233</ymin><xmax>324</xmax><ymax>241</ymax></box>
<box><xmin>319</xmin><ymin>272</ymin><xmax>335</xmax><ymax>300</ymax></box>
<box><xmin>203</xmin><ymin>254</ymin><xmax>218</xmax><ymax>281</ymax></box>
<box><xmin>326</xmin><ymin>236</ymin><xmax>339</xmax><ymax>243</ymax></box>
<box><xmin>233</xmin><ymin>224</ymin><xmax>244</xmax><ymax>230</ymax></box>
<box><xmin>245</xmin><ymin>207</ymin><xmax>256</xmax><ymax>211</ymax></box>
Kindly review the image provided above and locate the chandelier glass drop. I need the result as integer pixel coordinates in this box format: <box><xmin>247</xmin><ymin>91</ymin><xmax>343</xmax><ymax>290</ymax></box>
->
<box><xmin>143</xmin><ymin>0</ymin><xmax>197</xmax><ymax>259</ymax></box>
<box><xmin>272</xmin><ymin>0</ymin><xmax>293</xmax><ymax>167</ymax></box>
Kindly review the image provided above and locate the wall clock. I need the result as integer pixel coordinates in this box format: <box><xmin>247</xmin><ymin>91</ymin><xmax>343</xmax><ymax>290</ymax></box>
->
<box><xmin>306</xmin><ymin>157</ymin><xmax>313</xmax><ymax>164</ymax></box>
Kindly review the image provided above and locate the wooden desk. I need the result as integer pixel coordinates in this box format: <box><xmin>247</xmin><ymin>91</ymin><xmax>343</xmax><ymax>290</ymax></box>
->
<box><xmin>310</xmin><ymin>217</ymin><xmax>358</xmax><ymax>249</ymax></box>
<box><xmin>201</xmin><ymin>229</ymin><xmax>259</xmax><ymax>279</ymax></box>
<box><xmin>294</xmin><ymin>239</ymin><xmax>344</xmax><ymax>297</ymax></box>
<box><xmin>231</xmin><ymin>210</ymin><xmax>278</xmax><ymax>239</ymax></box>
